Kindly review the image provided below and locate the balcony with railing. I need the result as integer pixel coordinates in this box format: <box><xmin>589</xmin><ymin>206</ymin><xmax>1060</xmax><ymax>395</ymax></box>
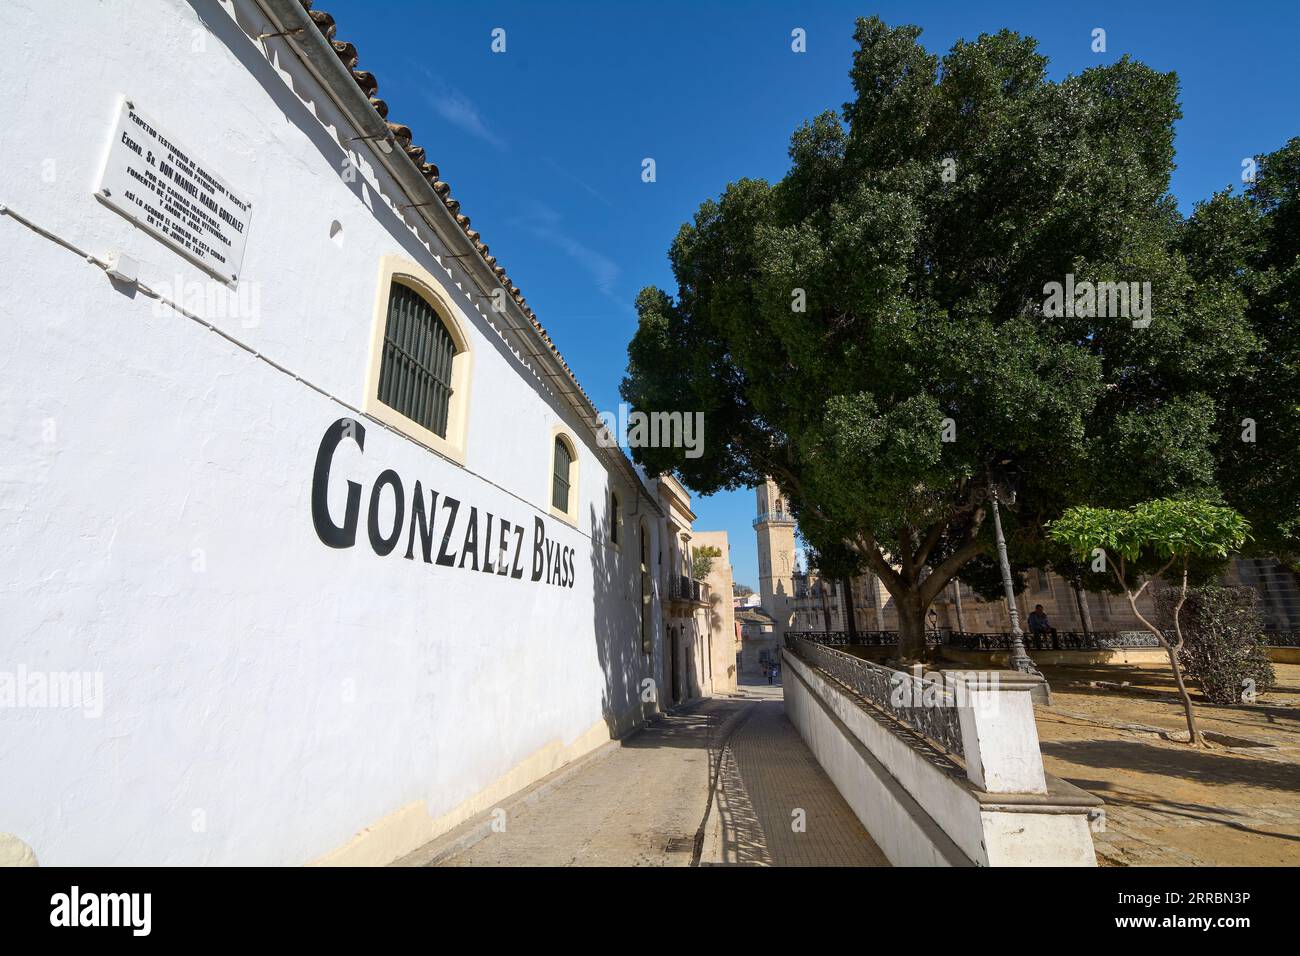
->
<box><xmin>668</xmin><ymin>574</ymin><xmax>710</xmax><ymax>606</ymax></box>
<box><xmin>753</xmin><ymin>510</ymin><xmax>797</xmax><ymax>529</ymax></box>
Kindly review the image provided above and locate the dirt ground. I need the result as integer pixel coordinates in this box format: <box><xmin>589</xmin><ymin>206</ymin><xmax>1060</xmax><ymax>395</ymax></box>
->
<box><xmin>1035</xmin><ymin>661</ymin><xmax>1300</xmax><ymax>866</ymax></box>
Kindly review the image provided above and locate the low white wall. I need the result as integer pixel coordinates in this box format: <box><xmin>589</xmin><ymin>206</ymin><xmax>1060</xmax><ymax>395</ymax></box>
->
<box><xmin>782</xmin><ymin>649</ymin><xmax>1100</xmax><ymax>866</ymax></box>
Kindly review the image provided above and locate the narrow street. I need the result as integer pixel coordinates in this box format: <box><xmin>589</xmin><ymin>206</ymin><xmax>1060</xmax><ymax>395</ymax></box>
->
<box><xmin>429</xmin><ymin>680</ymin><xmax>888</xmax><ymax>867</ymax></box>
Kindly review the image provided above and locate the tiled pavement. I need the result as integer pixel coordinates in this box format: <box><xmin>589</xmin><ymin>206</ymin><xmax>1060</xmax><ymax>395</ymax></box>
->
<box><xmin>438</xmin><ymin>683</ymin><xmax>887</xmax><ymax>866</ymax></box>
<box><xmin>707</xmin><ymin>684</ymin><xmax>889</xmax><ymax>866</ymax></box>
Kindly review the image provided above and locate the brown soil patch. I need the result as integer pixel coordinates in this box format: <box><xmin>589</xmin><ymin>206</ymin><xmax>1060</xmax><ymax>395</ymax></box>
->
<box><xmin>1035</xmin><ymin>662</ymin><xmax>1300</xmax><ymax>866</ymax></box>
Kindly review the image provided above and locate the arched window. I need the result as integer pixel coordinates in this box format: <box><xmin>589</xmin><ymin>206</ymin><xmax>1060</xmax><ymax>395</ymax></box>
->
<box><xmin>549</xmin><ymin>430</ymin><xmax>578</xmax><ymax>523</ymax></box>
<box><xmin>552</xmin><ymin>437</ymin><xmax>573</xmax><ymax>511</ymax></box>
<box><xmin>377</xmin><ymin>282</ymin><xmax>458</xmax><ymax>438</ymax></box>
<box><xmin>364</xmin><ymin>257</ymin><xmax>473</xmax><ymax>464</ymax></box>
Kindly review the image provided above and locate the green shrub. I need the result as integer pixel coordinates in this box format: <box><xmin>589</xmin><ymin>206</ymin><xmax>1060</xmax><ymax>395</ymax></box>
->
<box><xmin>1155</xmin><ymin>586</ymin><xmax>1275</xmax><ymax>705</ymax></box>
<box><xmin>691</xmin><ymin>545</ymin><xmax>722</xmax><ymax>580</ymax></box>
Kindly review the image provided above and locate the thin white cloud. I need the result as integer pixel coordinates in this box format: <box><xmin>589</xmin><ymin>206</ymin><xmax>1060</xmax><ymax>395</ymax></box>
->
<box><xmin>416</xmin><ymin>73</ymin><xmax>506</xmax><ymax>150</ymax></box>
<box><xmin>543</xmin><ymin>157</ymin><xmax>613</xmax><ymax>208</ymax></box>
<box><xmin>513</xmin><ymin>201</ymin><xmax>628</xmax><ymax>312</ymax></box>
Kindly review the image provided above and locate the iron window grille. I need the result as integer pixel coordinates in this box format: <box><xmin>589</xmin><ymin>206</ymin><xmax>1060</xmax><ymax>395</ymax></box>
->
<box><xmin>377</xmin><ymin>282</ymin><xmax>457</xmax><ymax>438</ymax></box>
<box><xmin>552</xmin><ymin>437</ymin><xmax>573</xmax><ymax>512</ymax></box>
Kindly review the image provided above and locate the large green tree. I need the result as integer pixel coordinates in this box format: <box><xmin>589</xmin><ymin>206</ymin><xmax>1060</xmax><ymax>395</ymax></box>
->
<box><xmin>623</xmin><ymin>17</ymin><xmax>1290</xmax><ymax>660</ymax></box>
<box><xmin>1184</xmin><ymin>139</ymin><xmax>1300</xmax><ymax>567</ymax></box>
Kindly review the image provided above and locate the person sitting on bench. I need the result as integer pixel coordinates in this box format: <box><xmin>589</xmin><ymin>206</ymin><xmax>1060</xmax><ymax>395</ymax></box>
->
<box><xmin>1027</xmin><ymin>604</ymin><xmax>1056</xmax><ymax>637</ymax></box>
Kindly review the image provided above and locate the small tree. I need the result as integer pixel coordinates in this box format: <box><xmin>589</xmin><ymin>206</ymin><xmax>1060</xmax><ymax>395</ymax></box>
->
<box><xmin>1155</xmin><ymin>586</ymin><xmax>1274</xmax><ymax>705</ymax></box>
<box><xmin>1048</xmin><ymin>499</ymin><xmax>1250</xmax><ymax>746</ymax></box>
<box><xmin>692</xmin><ymin>545</ymin><xmax>722</xmax><ymax>581</ymax></box>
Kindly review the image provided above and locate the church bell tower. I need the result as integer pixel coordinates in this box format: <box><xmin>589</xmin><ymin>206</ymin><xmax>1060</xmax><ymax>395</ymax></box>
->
<box><xmin>754</xmin><ymin>478</ymin><xmax>797</xmax><ymax>637</ymax></box>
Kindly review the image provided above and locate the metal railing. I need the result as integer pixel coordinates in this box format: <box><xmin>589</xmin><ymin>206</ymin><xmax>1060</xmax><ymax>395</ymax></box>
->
<box><xmin>668</xmin><ymin>574</ymin><xmax>708</xmax><ymax>604</ymax></box>
<box><xmin>786</xmin><ymin>628</ymin><xmax>1300</xmax><ymax>650</ymax></box>
<box><xmin>945</xmin><ymin>630</ymin><xmax>1161</xmax><ymax>651</ymax></box>
<box><xmin>786</xmin><ymin>630</ymin><xmax>940</xmax><ymax>648</ymax></box>
<box><xmin>784</xmin><ymin>634</ymin><xmax>965</xmax><ymax>757</ymax></box>
<box><xmin>752</xmin><ymin>511</ymin><xmax>796</xmax><ymax>529</ymax></box>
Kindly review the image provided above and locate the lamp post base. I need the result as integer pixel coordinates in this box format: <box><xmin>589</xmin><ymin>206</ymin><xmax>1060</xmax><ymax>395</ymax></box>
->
<box><xmin>1007</xmin><ymin>636</ymin><xmax>1044</xmax><ymax>679</ymax></box>
<box><xmin>1009</xmin><ymin>654</ymin><xmax>1043</xmax><ymax>677</ymax></box>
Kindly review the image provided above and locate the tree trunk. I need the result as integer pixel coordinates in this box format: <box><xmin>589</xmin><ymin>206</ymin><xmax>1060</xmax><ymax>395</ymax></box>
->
<box><xmin>1073</xmin><ymin>585</ymin><xmax>1093</xmax><ymax>636</ymax></box>
<box><xmin>896</xmin><ymin>595</ymin><xmax>928</xmax><ymax>663</ymax></box>
<box><xmin>1124</xmin><ymin>586</ymin><xmax>1204</xmax><ymax>747</ymax></box>
<box><xmin>1167</xmin><ymin>563</ymin><xmax>1202</xmax><ymax>746</ymax></box>
<box><xmin>867</xmin><ymin>574</ymin><xmax>881</xmax><ymax>630</ymax></box>
<box><xmin>1165</xmin><ymin>644</ymin><xmax>1204</xmax><ymax>746</ymax></box>
<box><xmin>843</xmin><ymin>576</ymin><xmax>858</xmax><ymax>641</ymax></box>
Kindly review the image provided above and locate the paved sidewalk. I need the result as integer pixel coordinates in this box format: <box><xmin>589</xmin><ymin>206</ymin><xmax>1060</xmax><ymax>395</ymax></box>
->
<box><xmin>441</xmin><ymin>698</ymin><xmax>745</xmax><ymax>866</ymax></box>
<box><xmin>705</xmin><ymin>684</ymin><xmax>889</xmax><ymax>866</ymax></box>
<box><xmin>434</xmin><ymin>684</ymin><xmax>887</xmax><ymax>866</ymax></box>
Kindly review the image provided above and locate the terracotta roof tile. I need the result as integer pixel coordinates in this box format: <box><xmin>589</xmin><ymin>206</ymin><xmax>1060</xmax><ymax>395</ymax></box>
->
<box><xmin>331</xmin><ymin>40</ymin><xmax>357</xmax><ymax>68</ymax></box>
<box><xmin>385</xmin><ymin>121</ymin><xmax>411</xmax><ymax>147</ymax></box>
<box><xmin>307</xmin><ymin>8</ymin><xmax>335</xmax><ymax>40</ymax></box>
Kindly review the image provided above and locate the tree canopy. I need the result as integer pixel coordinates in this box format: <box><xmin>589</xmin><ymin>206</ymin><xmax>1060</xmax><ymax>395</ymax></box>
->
<box><xmin>622</xmin><ymin>16</ymin><xmax>1299</xmax><ymax>659</ymax></box>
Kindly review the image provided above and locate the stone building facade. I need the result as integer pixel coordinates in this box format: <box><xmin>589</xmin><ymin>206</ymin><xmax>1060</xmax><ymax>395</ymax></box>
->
<box><xmin>756</xmin><ymin>478</ymin><xmax>1300</xmax><ymax>637</ymax></box>
<box><xmin>649</xmin><ymin>475</ymin><xmax>737</xmax><ymax>703</ymax></box>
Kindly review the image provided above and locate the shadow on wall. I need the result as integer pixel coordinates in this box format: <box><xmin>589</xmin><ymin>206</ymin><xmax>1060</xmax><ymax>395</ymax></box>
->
<box><xmin>588</xmin><ymin>500</ymin><xmax>652</xmax><ymax>739</ymax></box>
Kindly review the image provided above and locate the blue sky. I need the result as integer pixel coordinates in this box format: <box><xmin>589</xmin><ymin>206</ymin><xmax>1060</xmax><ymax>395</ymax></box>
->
<box><xmin>324</xmin><ymin>0</ymin><xmax>1299</xmax><ymax>590</ymax></box>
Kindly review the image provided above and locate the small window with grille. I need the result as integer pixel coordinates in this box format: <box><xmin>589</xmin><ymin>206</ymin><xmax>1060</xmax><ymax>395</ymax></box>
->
<box><xmin>377</xmin><ymin>282</ymin><xmax>458</xmax><ymax>439</ymax></box>
<box><xmin>552</xmin><ymin>435</ymin><xmax>574</xmax><ymax>515</ymax></box>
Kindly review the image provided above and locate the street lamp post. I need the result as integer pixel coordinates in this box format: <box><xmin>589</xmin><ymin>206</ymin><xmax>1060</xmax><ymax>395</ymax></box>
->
<box><xmin>987</xmin><ymin>478</ymin><xmax>1042</xmax><ymax>677</ymax></box>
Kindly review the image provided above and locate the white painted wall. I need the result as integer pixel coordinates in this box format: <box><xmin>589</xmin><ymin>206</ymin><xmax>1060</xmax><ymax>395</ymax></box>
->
<box><xmin>0</xmin><ymin>0</ymin><xmax>660</xmax><ymax>864</ymax></box>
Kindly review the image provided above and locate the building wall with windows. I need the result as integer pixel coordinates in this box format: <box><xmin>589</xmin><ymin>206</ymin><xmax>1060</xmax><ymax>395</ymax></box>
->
<box><xmin>652</xmin><ymin>474</ymin><xmax>727</xmax><ymax>704</ymax></box>
<box><xmin>758</xmin><ymin>476</ymin><xmax>1300</xmax><ymax>638</ymax></box>
<box><xmin>691</xmin><ymin>530</ymin><xmax>737</xmax><ymax>695</ymax></box>
<box><xmin>736</xmin><ymin>608</ymin><xmax>778</xmax><ymax>678</ymax></box>
<box><xmin>790</xmin><ymin>557</ymin><xmax>1300</xmax><ymax>636</ymax></box>
<box><xmin>0</xmin><ymin>0</ymin><xmax>666</xmax><ymax>865</ymax></box>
